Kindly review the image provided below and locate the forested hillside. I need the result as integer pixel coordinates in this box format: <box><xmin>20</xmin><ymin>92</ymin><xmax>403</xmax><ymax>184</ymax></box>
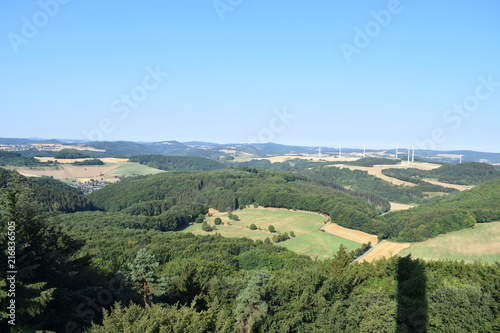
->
<box><xmin>88</xmin><ymin>168</ymin><xmax>384</xmax><ymax>234</ymax></box>
<box><xmin>129</xmin><ymin>155</ymin><xmax>225</xmax><ymax>171</ymax></box>
<box><xmin>84</xmin><ymin>141</ymin><xmax>224</xmax><ymax>159</ymax></box>
<box><xmin>345</xmin><ymin>157</ymin><xmax>401</xmax><ymax>167</ymax></box>
<box><xmin>234</xmin><ymin>159</ymin><xmax>454</xmax><ymax>204</ymax></box>
<box><xmin>52</xmin><ymin>150</ymin><xmax>91</xmax><ymax>159</ymax></box>
<box><xmin>0</xmin><ymin>168</ymin><xmax>95</xmax><ymax>212</ymax></box>
<box><xmin>0</xmin><ymin>151</ymin><xmax>43</xmax><ymax>166</ymax></box>
<box><xmin>429</xmin><ymin>162</ymin><xmax>500</xmax><ymax>185</ymax></box>
<box><xmin>383</xmin><ymin>162</ymin><xmax>500</xmax><ymax>186</ymax></box>
<box><xmin>381</xmin><ymin>178</ymin><xmax>500</xmax><ymax>241</ymax></box>
<box><xmin>1</xmin><ymin>165</ymin><xmax>499</xmax><ymax>332</ymax></box>
<box><xmin>302</xmin><ymin>166</ymin><xmax>455</xmax><ymax>204</ymax></box>
<box><xmin>61</xmin><ymin>212</ymin><xmax>500</xmax><ymax>332</ymax></box>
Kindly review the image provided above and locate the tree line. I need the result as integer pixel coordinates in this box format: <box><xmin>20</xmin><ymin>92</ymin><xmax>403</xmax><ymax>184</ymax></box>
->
<box><xmin>383</xmin><ymin>162</ymin><xmax>500</xmax><ymax>186</ymax></box>
<box><xmin>381</xmin><ymin>177</ymin><xmax>500</xmax><ymax>241</ymax></box>
<box><xmin>129</xmin><ymin>154</ymin><xmax>225</xmax><ymax>171</ymax></box>
<box><xmin>0</xmin><ymin>168</ymin><xmax>95</xmax><ymax>213</ymax></box>
<box><xmin>88</xmin><ymin>168</ymin><xmax>382</xmax><ymax>234</ymax></box>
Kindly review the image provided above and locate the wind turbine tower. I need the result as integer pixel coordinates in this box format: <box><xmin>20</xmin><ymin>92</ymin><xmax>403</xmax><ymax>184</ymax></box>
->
<box><xmin>363</xmin><ymin>144</ymin><xmax>366</xmax><ymax>158</ymax></box>
<box><xmin>459</xmin><ymin>155</ymin><xmax>463</xmax><ymax>164</ymax></box>
<box><xmin>395</xmin><ymin>144</ymin><xmax>399</xmax><ymax>159</ymax></box>
<box><xmin>339</xmin><ymin>145</ymin><xmax>342</xmax><ymax>158</ymax></box>
<box><xmin>412</xmin><ymin>144</ymin><xmax>415</xmax><ymax>163</ymax></box>
<box><xmin>407</xmin><ymin>146</ymin><xmax>410</xmax><ymax>164</ymax></box>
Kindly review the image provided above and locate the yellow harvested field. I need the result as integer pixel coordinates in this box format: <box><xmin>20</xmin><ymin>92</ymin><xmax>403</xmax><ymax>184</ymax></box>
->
<box><xmin>35</xmin><ymin>157</ymin><xmax>87</xmax><ymax>163</ymax></box>
<box><xmin>17</xmin><ymin>173</ymin><xmax>40</xmax><ymax>178</ymax></box>
<box><xmin>35</xmin><ymin>157</ymin><xmax>127</xmax><ymax>164</ymax></box>
<box><xmin>389</xmin><ymin>202</ymin><xmax>417</xmax><ymax>211</ymax></box>
<box><xmin>16</xmin><ymin>164</ymin><xmax>122</xmax><ymax>181</ymax></box>
<box><xmin>323</xmin><ymin>223</ymin><xmax>378</xmax><ymax>244</ymax></box>
<box><xmin>334</xmin><ymin>162</ymin><xmax>474</xmax><ymax>192</ymax></box>
<box><xmin>359</xmin><ymin>241</ymin><xmax>411</xmax><ymax>263</ymax></box>
<box><xmin>335</xmin><ymin>162</ymin><xmax>441</xmax><ymax>187</ymax></box>
<box><xmin>422</xmin><ymin>178</ymin><xmax>474</xmax><ymax>191</ymax></box>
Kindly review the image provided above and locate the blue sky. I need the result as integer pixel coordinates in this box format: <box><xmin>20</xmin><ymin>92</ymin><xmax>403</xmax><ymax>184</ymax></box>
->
<box><xmin>1</xmin><ymin>0</ymin><xmax>499</xmax><ymax>152</ymax></box>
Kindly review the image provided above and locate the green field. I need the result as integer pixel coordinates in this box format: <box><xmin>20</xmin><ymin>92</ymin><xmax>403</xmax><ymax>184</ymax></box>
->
<box><xmin>183</xmin><ymin>208</ymin><xmax>362</xmax><ymax>259</ymax></box>
<box><xmin>280</xmin><ymin>231</ymin><xmax>360</xmax><ymax>259</ymax></box>
<box><xmin>106</xmin><ymin>162</ymin><xmax>164</xmax><ymax>177</ymax></box>
<box><xmin>400</xmin><ymin>222</ymin><xmax>500</xmax><ymax>264</ymax></box>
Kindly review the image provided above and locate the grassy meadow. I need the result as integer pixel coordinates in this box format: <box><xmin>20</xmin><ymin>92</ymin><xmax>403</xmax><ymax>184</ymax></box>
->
<box><xmin>182</xmin><ymin>207</ymin><xmax>362</xmax><ymax>259</ymax></box>
<box><xmin>400</xmin><ymin>222</ymin><xmax>500</xmax><ymax>264</ymax></box>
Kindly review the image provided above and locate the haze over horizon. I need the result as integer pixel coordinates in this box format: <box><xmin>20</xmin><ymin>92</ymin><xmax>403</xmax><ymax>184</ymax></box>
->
<box><xmin>1</xmin><ymin>1</ymin><xmax>499</xmax><ymax>152</ymax></box>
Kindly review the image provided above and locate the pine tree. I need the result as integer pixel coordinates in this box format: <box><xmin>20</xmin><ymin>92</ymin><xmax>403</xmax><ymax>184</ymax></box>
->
<box><xmin>126</xmin><ymin>248</ymin><xmax>160</xmax><ymax>307</ymax></box>
<box><xmin>234</xmin><ymin>269</ymin><xmax>271</xmax><ymax>333</ymax></box>
<box><xmin>0</xmin><ymin>184</ymin><xmax>96</xmax><ymax>332</ymax></box>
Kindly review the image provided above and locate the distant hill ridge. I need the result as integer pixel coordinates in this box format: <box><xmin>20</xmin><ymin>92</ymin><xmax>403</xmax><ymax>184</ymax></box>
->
<box><xmin>2</xmin><ymin>137</ymin><xmax>500</xmax><ymax>162</ymax></box>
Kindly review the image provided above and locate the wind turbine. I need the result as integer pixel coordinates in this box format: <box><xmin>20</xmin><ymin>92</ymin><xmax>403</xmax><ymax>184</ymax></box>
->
<box><xmin>407</xmin><ymin>146</ymin><xmax>410</xmax><ymax>164</ymax></box>
<box><xmin>412</xmin><ymin>144</ymin><xmax>415</xmax><ymax>163</ymax></box>
<box><xmin>318</xmin><ymin>146</ymin><xmax>322</xmax><ymax>160</ymax></box>
<box><xmin>395</xmin><ymin>143</ymin><xmax>399</xmax><ymax>159</ymax></box>
<box><xmin>459</xmin><ymin>155</ymin><xmax>463</xmax><ymax>164</ymax></box>
<box><xmin>363</xmin><ymin>143</ymin><xmax>366</xmax><ymax>158</ymax></box>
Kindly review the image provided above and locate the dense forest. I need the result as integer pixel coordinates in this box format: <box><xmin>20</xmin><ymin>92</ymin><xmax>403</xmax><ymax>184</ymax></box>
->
<box><xmin>429</xmin><ymin>162</ymin><xmax>500</xmax><ymax>185</ymax></box>
<box><xmin>0</xmin><ymin>168</ymin><xmax>95</xmax><ymax>213</ymax></box>
<box><xmin>383</xmin><ymin>162</ymin><xmax>500</xmax><ymax>186</ymax></box>
<box><xmin>301</xmin><ymin>166</ymin><xmax>456</xmax><ymax>204</ymax></box>
<box><xmin>1</xmin><ymin>182</ymin><xmax>499</xmax><ymax>332</ymax></box>
<box><xmin>52</xmin><ymin>150</ymin><xmax>91</xmax><ymax>159</ymax></box>
<box><xmin>381</xmin><ymin>178</ymin><xmax>500</xmax><ymax>241</ymax></box>
<box><xmin>88</xmin><ymin>168</ymin><xmax>385</xmax><ymax>234</ymax></box>
<box><xmin>129</xmin><ymin>155</ymin><xmax>225</xmax><ymax>171</ymax></box>
<box><xmin>87</xmin><ymin>165</ymin><xmax>500</xmax><ymax>242</ymax></box>
<box><xmin>0</xmin><ymin>151</ymin><xmax>44</xmax><ymax>167</ymax></box>
<box><xmin>344</xmin><ymin>157</ymin><xmax>401</xmax><ymax>167</ymax></box>
<box><xmin>84</xmin><ymin>141</ymin><xmax>225</xmax><ymax>159</ymax></box>
<box><xmin>233</xmin><ymin>159</ymin><xmax>455</xmax><ymax>204</ymax></box>
<box><xmin>72</xmin><ymin>158</ymin><xmax>105</xmax><ymax>166</ymax></box>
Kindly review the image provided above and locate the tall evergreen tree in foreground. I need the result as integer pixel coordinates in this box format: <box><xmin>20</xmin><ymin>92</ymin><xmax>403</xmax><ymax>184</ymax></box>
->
<box><xmin>234</xmin><ymin>269</ymin><xmax>271</xmax><ymax>333</ymax></box>
<box><xmin>126</xmin><ymin>248</ymin><xmax>161</xmax><ymax>308</ymax></box>
<box><xmin>0</xmin><ymin>185</ymin><xmax>99</xmax><ymax>332</ymax></box>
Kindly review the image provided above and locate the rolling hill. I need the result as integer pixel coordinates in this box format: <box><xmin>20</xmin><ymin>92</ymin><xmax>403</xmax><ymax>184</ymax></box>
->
<box><xmin>381</xmin><ymin>178</ymin><xmax>500</xmax><ymax>241</ymax></box>
<box><xmin>88</xmin><ymin>168</ymin><xmax>382</xmax><ymax>234</ymax></box>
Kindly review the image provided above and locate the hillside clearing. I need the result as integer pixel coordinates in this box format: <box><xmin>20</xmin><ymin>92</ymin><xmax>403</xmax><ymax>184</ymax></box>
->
<box><xmin>389</xmin><ymin>202</ymin><xmax>417</xmax><ymax>211</ymax></box>
<box><xmin>184</xmin><ymin>207</ymin><xmax>361</xmax><ymax>259</ymax></box>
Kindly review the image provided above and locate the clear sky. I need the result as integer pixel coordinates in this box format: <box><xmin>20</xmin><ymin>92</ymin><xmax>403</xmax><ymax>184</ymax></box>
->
<box><xmin>1</xmin><ymin>0</ymin><xmax>499</xmax><ymax>152</ymax></box>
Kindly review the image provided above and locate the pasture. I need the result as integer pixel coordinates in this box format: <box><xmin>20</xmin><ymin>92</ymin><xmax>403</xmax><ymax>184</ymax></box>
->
<box><xmin>400</xmin><ymin>222</ymin><xmax>500</xmax><ymax>264</ymax></box>
<box><xmin>183</xmin><ymin>207</ymin><xmax>362</xmax><ymax>259</ymax></box>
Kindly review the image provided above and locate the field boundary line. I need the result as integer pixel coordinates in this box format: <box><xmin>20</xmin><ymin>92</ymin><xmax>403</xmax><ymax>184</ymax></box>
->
<box><xmin>354</xmin><ymin>240</ymin><xmax>386</xmax><ymax>262</ymax></box>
